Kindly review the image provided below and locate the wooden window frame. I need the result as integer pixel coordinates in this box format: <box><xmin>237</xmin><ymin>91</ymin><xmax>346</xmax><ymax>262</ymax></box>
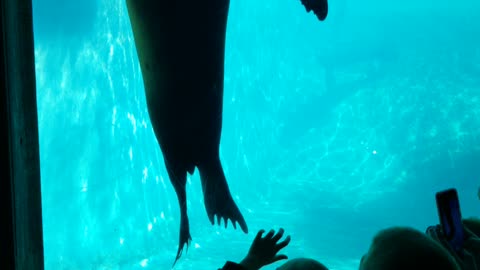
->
<box><xmin>1</xmin><ymin>0</ymin><xmax>44</xmax><ymax>269</ymax></box>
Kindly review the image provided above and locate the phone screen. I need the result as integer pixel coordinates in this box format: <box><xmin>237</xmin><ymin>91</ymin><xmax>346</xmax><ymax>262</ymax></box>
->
<box><xmin>436</xmin><ymin>188</ymin><xmax>464</xmax><ymax>253</ymax></box>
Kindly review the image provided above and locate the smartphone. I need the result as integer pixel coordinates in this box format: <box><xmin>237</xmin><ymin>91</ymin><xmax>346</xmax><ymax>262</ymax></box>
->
<box><xmin>435</xmin><ymin>188</ymin><xmax>464</xmax><ymax>253</ymax></box>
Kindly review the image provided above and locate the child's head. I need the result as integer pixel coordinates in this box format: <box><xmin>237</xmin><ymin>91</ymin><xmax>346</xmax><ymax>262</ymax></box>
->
<box><xmin>276</xmin><ymin>258</ymin><xmax>328</xmax><ymax>270</ymax></box>
<box><xmin>359</xmin><ymin>226</ymin><xmax>460</xmax><ymax>270</ymax></box>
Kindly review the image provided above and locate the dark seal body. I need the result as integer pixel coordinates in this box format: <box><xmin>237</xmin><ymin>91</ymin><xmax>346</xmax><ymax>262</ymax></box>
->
<box><xmin>126</xmin><ymin>0</ymin><xmax>248</xmax><ymax>265</ymax></box>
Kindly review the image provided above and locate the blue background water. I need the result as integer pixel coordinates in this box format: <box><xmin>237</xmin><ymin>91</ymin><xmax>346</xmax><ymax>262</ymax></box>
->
<box><xmin>32</xmin><ymin>0</ymin><xmax>480</xmax><ymax>269</ymax></box>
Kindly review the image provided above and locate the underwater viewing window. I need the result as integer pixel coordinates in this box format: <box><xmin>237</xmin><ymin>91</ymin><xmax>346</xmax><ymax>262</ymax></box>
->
<box><xmin>29</xmin><ymin>0</ymin><xmax>480</xmax><ymax>269</ymax></box>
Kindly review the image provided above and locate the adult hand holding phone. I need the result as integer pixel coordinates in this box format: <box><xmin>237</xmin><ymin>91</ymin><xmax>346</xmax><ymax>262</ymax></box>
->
<box><xmin>427</xmin><ymin>188</ymin><xmax>480</xmax><ymax>270</ymax></box>
<box><xmin>427</xmin><ymin>225</ymin><xmax>479</xmax><ymax>270</ymax></box>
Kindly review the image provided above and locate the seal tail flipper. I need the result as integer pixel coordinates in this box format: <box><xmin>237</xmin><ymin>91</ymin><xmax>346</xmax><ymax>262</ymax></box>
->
<box><xmin>300</xmin><ymin>0</ymin><xmax>328</xmax><ymax>21</ymax></box>
<box><xmin>165</xmin><ymin>163</ymin><xmax>192</xmax><ymax>267</ymax></box>
<box><xmin>198</xmin><ymin>157</ymin><xmax>248</xmax><ymax>234</ymax></box>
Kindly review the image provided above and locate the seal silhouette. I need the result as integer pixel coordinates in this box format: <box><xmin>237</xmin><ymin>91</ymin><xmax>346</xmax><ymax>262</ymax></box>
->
<box><xmin>126</xmin><ymin>0</ymin><xmax>248</xmax><ymax>265</ymax></box>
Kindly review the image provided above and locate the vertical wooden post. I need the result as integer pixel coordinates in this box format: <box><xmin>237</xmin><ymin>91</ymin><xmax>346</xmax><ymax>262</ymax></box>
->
<box><xmin>1</xmin><ymin>0</ymin><xmax>45</xmax><ymax>269</ymax></box>
<box><xmin>0</xmin><ymin>7</ymin><xmax>16</xmax><ymax>266</ymax></box>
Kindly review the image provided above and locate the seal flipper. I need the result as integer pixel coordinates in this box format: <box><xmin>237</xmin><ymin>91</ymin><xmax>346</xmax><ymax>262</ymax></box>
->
<box><xmin>300</xmin><ymin>0</ymin><xmax>328</xmax><ymax>21</ymax></box>
<box><xmin>198</xmin><ymin>157</ymin><xmax>248</xmax><ymax>234</ymax></box>
<box><xmin>165</xmin><ymin>162</ymin><xmax>192</xmax><ymax>266</ymax></box>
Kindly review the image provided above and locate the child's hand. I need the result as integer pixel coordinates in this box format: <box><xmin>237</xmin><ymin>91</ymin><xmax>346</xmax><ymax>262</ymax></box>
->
<box><xmin>240</xmin><ymin>228</ymin><xmax>291</xmax><ymax>270</ymax></box>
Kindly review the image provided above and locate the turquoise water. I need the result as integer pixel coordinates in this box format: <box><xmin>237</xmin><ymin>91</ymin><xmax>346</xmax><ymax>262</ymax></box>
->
<box><xmin>32</xmin><ymin>0</ymin><xmax>480</xmax><ymax>269</ymax></box>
